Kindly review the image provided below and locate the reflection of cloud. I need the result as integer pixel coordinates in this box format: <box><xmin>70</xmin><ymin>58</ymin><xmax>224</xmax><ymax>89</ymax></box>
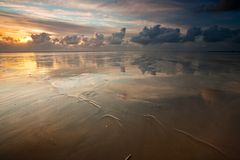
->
<box><xmin>132</xmin><ymin>52</ymin><xmax>240</xmax><ymax>76</ymax></box>
<box><xmin>223</xmin><ymin>82</ymin><xmax>240</xmax><ymax>93</ymax></box>
<box><xmin>200</xmin><ymin>88</ymin><xmax>225</xmax><ymax>106</ymax></box>
<box><xmin>35</xmin><ymin>55</ymin><xmax>54</xmax><ymax>68</ymax></box>
<box><xmin>132</xmin><ymin>56</ymin><xmax>179</xmax><ymax>75</ymax></box>
<box><xmin>120</xmin><ymin>64</ymin><xmax>126</xmax><ymax>73</ymax></box>
<box><xmin>110</xmin><ymin>80</ymin><xmax>174</xmax><ymax>101</ymax></box>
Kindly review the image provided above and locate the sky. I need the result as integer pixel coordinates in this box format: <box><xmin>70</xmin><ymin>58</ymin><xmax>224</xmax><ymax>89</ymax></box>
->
<box><xmin>0</xmin><ymin>0</ymin><xmax>240</xmax><ymax>51</ymax></box>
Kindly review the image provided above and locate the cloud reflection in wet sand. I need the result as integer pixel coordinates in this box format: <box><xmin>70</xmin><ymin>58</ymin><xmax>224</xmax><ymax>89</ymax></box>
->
<box><xmin>0</xmin><ymin>51</ymin><xmax>240</xmax><ymax>160</ymax></box>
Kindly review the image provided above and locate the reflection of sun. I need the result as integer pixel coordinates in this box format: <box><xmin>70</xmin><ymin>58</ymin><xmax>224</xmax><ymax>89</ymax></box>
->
<box><xmin>23</xmin><ymin>59</ymin><xmax>36</xmax><ymax>71</ymax></box>
<box><xmin>0</xmin><ymin>53</ymin><xmax>38</xmax><ymax>76</ymax></box>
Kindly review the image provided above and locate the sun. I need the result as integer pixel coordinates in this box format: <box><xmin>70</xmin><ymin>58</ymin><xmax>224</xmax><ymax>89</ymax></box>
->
<box><xmin>19</xmin><ymin>36</ymin><xmax>32</xmax><ymax>43</ymax></box>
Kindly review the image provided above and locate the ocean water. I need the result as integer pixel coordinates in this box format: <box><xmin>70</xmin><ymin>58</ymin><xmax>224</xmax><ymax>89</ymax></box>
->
<box><xmin>0</xmin><ymin>51</ymin><xmax>240</xmax><ymax>160</ymax></box>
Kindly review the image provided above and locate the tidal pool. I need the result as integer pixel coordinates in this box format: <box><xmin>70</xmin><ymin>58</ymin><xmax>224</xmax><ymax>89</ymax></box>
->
<box><xmin>0</xmin><ymin>51</ymin><xmax>240</xmax><ymax>160</ymax></box>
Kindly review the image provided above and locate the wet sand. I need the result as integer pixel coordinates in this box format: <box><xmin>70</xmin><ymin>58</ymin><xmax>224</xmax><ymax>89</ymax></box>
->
<box><xmin>0</xmin><ymin>51</ymin><xmax>240</xmax><ymax>160</ymax></box>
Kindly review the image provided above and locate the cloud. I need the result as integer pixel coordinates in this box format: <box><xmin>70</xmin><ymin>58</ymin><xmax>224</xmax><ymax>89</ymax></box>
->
<box><xmin>31</xmin><ymin>32</ymin><xmax>51</xmax><ymax>44</ymax></box>
<box><xmin>110</xmin><ymin>28</ymin><xmax>126</xmax><ymax>44</ymax></box>
<box><xmin>24</xmin><ymin>28</ymin><xmax>125</xmax><ymax>49</ymax></box>
<box><xmin>89</xmin><ymin>33</ymin><xmax>105</xmax><ymax>46</ymax></box>
<box><xmin>232</xmin><ymin>32</ymin><xmax>240</xmax><ymax>43</ymax></box>
<box><xmin>61</xmin><ymin>35</ymin><xmax>81</xmax><ymax>45</ymax></box>
<box><xmin>184</xmin><ymin>25</ymin><xmax>240</xmax><ymax>43</ymax></box>
<box><xmin>0</xmin><ymin>11</ymin><xmax>111</xmax><ymax>37</ymax></box>
<box><xmin>1</xmin><ymin>0</ymin><xmax>240</xmax><ymax>38</ymax></box>
<box><xmin>27</xmin><ymin>32</ymin><xmax>60</xmax><ymax>50</ymax></box>
<box><xmin>0</xmin><ymin>36</ymin><xmax>19</xmax><ymax>43</ymax></box>
<box><xmin>131</xmin><ymin>24</ymin><xmax>240</xmax><ymax>45</ymax></box>
<box><xmin>203</xmin><ymin>25</ymin><xmax>235</xmax><ymax>42</ymax></box>
<box><xmin>131</xmin><ymin>25</ymin><xmax>181</xmax><ymax>45</ymax></box>
<box><xmin>78</xmin><ymin>33</ymin><xmax>105</xmax><ymax>46</ymax></box>
<box><xmin>0</xmin><ymin>28</ymin><xmax>126</xmax><ymax>52</ymax></box>
<box><xmin>200</xmin><ymin>0</ymin><xmax>240</xmax><ymax>12</ymax></box>
<box><xmin>1</xmin><ymin>24</ymin><xmax>240</xmax><ymax>52</ymax></box>
<box><xmin>216</xmin><ymin>0</ymin><xmax>240</xmax><ymax>11</ymax></box>
<box><xmin>184</xmin><ymin>27</ymin><xmax>202</xmax><ymax>42</ymax></box>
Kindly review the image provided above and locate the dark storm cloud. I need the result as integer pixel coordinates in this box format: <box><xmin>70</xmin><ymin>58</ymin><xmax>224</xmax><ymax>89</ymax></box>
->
<box><xmin>131</xmin><ymin>24</ymin><xmax>240</xmax><ymax>45</ymax></box>
<box><xmin>216</xmin><ymin>0</ymin><xmax>240</xmax><ymax>11</ymax></box>
<box><xmin>131</xmin><ymin>25</ymin><xmax>181</xmax><ymax>45</ymax></box>
<box><xmin>202</xmin><ymin>25</ymin><xmax>240</xmax><ymax>42</ymax></box>
<box><xmin>97</xmin><ymin>0</ymin><xmax>233</xmax><ymax>27</ymax></box>
<box><xmin>99</xmin><ymin>0</ymin><xmax>240</xmax><ymax>29</ymax></box>
<box><xmin>199</xmin><ymin>0</ymin><xmax>240</xmax><ymax>12</ymax></box>
<box><xmin>184</xmin><ymin>27</ymin><xmax>202</xmax><ymax>42</ymax></box>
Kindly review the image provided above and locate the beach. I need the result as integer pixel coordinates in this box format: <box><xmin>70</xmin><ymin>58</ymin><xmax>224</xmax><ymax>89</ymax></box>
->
<box><xmin>0</xmin><ymin>51</ymin><xmax>240</xmax><ymax>160</ymax></box>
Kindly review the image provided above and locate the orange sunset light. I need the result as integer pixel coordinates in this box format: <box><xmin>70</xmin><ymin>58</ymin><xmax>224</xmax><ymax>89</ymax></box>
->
<box><xmin>0</xmin><ymin>28</ymin><xmax>35</xmax><ymax>44</ymax></box>
<box><xmin>0</xmin><ymin>35</ymin><xmax>32</xmax><ymax>44</ymax></box>
<box><xmin>19</xmin><ymin>36</ymin><xmax>32</xmax><ymax>43</ymax></box>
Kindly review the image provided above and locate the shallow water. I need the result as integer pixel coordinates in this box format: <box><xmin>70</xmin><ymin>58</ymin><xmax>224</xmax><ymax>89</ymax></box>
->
<box><xmin>0</xmin><ymin>51</ymin><xmax>240</xmax><ymax>160</ymax></box>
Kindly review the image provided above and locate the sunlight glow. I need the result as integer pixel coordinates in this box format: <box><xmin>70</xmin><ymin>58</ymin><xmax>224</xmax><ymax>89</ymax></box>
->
<box><xmin>19</xmin><ymin>36</ymin><xmax>32</xmax><ymax>43</ymax></box>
